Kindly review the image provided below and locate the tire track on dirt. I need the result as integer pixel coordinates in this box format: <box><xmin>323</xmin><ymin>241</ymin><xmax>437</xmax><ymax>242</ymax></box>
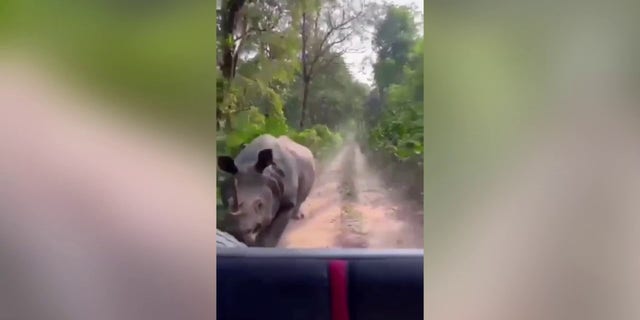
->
<box><xmin>276</xmin><ymin>144</ymin><xmax>348</xmax><ymax>248</ymax></box>
<box><xmin>336</xmin><ymin>144</ymin><xmax>368</xmax><ymax>248</ymax></box>
<box><xmin>277</xmin><ymin>139</ymin><xmax>423</xmax><ymax>249</ymax></box>
<box><xmin>350</xmin><ymin>143</ymin><xmax>424</xmax><ymax>248</ymax></box>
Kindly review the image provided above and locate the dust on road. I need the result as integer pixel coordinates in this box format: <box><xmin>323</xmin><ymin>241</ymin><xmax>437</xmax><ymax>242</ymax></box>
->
<box><xmin>277</xmin><ymin>139</ymin><xmax>424</xmax><ymax>249</ymax></box>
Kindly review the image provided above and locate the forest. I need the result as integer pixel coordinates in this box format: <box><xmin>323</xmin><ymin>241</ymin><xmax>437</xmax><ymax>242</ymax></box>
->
<box><xmin>216</xmin><ymin>0</ymin><xmax>424</xmax><ymax>217</ymax></box>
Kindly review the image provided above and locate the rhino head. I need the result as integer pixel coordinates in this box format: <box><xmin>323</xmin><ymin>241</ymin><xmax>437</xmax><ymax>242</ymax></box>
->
<box><xmin>217</xmin><ymin>149</ymin><xmax>284</xmax><ymax>245</ymax></box>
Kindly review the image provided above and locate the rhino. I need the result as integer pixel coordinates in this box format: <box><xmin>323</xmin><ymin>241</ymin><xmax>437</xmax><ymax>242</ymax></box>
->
<box><xmin>217</xmin><ymin>134</ymin><xmax>316</xmax><ymax>246</ymax></box>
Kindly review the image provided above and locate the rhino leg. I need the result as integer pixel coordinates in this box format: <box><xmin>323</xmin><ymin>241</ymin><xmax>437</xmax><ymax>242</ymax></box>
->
<box><xmin>277</xmin><ymin>198</ymin><xmax>300</xmax><ymax>220</ymax></box>
<box><xmin>290</xmin><ymin>173</ymin><xmax>312</xmax><ymax>220</ymax></box>
<box><xmin>291</xmin><ymin>203</ymin><xmax>304</xmax><ymax>219</ymax></box>
<box><xmin>281</xmin><ymin>199</ymin><xmax>303</xmax><ymax>220</ymax></box>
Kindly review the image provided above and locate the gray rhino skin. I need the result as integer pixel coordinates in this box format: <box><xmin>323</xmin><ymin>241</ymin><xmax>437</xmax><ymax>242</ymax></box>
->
<box><xmin>218</xmin><ymin>134</ymin><xmax>315</xmax><ymax>246</ymax></box>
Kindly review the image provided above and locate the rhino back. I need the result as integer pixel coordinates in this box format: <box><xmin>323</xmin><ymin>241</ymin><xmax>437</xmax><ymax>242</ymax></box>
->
<box><xmin>276</xmin><ymin>136</ymin><xmax>316</xmax><ymax>202</ymax></box>
<box><xmin>276</xmin><ymin>136</ymin><xmax>314</xmax><ymax>166</ymax></box>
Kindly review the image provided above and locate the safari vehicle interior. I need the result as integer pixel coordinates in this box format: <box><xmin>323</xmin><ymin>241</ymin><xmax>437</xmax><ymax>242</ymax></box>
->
<box><xmin>217</xmin><ymin>206</ymin><xmax>423</xmax><ymax>320</ymax></box>
<box><xmin>217</xmin><ymin>247</ymin><xmax>424</xmax><ymax>320</ymax></box>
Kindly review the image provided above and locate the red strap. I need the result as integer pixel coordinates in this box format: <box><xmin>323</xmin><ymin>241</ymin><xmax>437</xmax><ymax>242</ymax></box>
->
<box><xmin>329</xmin><ymin>260</ymin><xmax>350</xmax><ymax>320</ymax></box>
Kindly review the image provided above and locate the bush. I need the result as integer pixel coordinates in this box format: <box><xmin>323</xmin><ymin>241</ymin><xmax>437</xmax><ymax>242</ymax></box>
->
<box><xmin>222</xmin><ymin>107</ymin><xmax>289</xmax><ymax>157</ymax></box>
<box><xmin>288</xmin><ymin>124</ymin><xmax>343</xmax><ymax>160</ymax></box>
<box><xmin>220</xmin><ymin>109</ymin><xmax>343</xmax><ymax>159</ymax></box>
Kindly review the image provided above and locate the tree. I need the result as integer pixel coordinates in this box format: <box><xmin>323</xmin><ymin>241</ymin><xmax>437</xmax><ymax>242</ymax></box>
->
<box><xmin>284</xmin><ymin>53</ymin><xmax>367</xmax><ymax>129</ymax></box>
<box><xmin>217</xmin><ymin>0</ymin><xmax>248</xmax><ymax>130</ymax></box>
<box><xmin>297</xmin><ymin>0</ymin><xmax>367</xmax><ymax>129</ymax></box>
<box><xmin>217</xmin><ymin>0</ymin><xmax>299</xmax><ymax>132</ymax></box>
<box><xmin>370</xmin><ymin>38</ymin><xmax>423</xmax><ymax>160</ymax></box>
<box><xmin>372</xmin><ymin>5</ymin><xmax>417</xmax><ymax>98</ymax></box>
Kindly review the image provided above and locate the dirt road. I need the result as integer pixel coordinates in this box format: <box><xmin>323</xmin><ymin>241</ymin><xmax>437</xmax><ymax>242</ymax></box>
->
<box><xmin>277</xmin><ymin>139</ymin><xmax>424</xmax><ymax>249</ymax></box>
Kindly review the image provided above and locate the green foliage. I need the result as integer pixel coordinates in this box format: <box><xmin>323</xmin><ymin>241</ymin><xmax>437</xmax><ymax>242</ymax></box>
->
<box><xmin>222</xmin><ymin>107</ymin><xmax>290</xmax><ymax>156</ymax></box>
<box><xmin>365</xmin><ymin>4</ymin><xmax>423</xmax><ymax>164</ymax></box>
<box><xmin>288</xmin><ymin>125</ymin><xmax>343</xmax><ymax>159</ymax></box>
<box><xmin>363</xmin><ymin>6</ymin><xmax>423</xmax><ymax>197</ymax></box>
<box><xmin>283</xmin><ymin>56</ymin><xmax>368</xmax><ymax>130</ymax></box>
<box><xmin>217</xmin><ymin>0</ymin><xmax>301</xmax><ymax>132</ymax></box>
<box><xmin>368</xmin><ymin>36</ymin><xmax>423</xmax><ymax>161</ymax></box>
<box><xmin>372</xmin><ymin>5</ymin><xmax>418</xmax><ymax>95</ymax></box>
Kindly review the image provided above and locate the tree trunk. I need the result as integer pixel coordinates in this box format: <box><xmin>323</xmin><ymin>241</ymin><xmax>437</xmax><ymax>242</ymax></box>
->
<box><xmin>216</xmin><ymin>78</ymin><xmax>225</xmax><ymax>131</ymax></box>
<box><xmin>299</xmin><ymin>10</ymin><xmax>309</xmax><ymax>130</ymax></box>
<box><xmin>220</xmin><ymin>0</ymin><xmax>245</xmax><ymax>80</ymax></box>
<box><xmin>225</xmin><ymin>113</ymin><xmax>234</xmax><ymax>131</ymax></box>
<box><xmin>217</xmin><ymin>0</ymin><xmax>246</xmax><ymax>132</ymax></box>
<box><xmin>299</xmin><ymin>77</ymin><xmax>310</xmax><ymax>129</ymax></box>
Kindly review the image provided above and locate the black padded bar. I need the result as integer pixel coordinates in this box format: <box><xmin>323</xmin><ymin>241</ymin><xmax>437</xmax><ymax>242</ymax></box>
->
<box><xmin>348</xmin><ymin>258</ymin><xmax>424</xmax><ymax>320</ymax></box>
<box><xmin>217</xmin><ymin>249</ymin><xmax>424</xmax><ymax>320</ymax></box>
<box><xmin>217</xmin><ymin>257</ymin><xmax>331</xmax><ymax>320</ymax></box>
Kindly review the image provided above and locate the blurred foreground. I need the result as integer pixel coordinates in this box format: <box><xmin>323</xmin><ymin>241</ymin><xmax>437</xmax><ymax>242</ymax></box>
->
<box><xmin>0</xmin><ymin>58</ymin><xmax>216</xmax><ymax>319</ymax></box>
<box><xmin>1</xmin><ymin>2</ymin><xmax>216</xmax><ymax>319</ymax></box>
<box><xmin>426</xmin><ymin>1</ymin><xmax>640</xmax><ymax>319</ymax></box>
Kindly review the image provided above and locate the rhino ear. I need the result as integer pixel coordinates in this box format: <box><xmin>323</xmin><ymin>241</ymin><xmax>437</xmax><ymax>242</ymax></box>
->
<box><xmin>218</xmin><ymin>156</ymin><xmax>238</xmax><ymax>175</ymax></box>
<box><xmin>255</xmin><ymin>149</ymin><xmax>274</xmax><ymax>173</ymax></box>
